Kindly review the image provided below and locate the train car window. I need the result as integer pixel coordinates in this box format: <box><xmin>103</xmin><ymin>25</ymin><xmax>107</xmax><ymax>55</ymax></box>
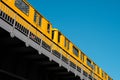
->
<box><xmin>15</xmin><ymin>0</ymin><xmax>29</xmax><ymax>15</ymax></box>
<box><xmin>80</xmin><ymin>52</ymin><xmax>84</xmax><ymax>62</ymax></box>
<box><xmin>87</xmin><ymin>58</ymin><xmax>93</xmax><ymax>68</ymax></box>
<box><xmin>108</xmin><ymin>77</ymin><xmax>111</xmax><ymax>80</ymax></box>
<box><xmin>73</xmin><ymin>46</ymin><xmax>79</xmax><ymax>56</ymax></box>
<box><xmin>64</xmin><ymin>38</ymin><xmax>70</xmax><ymax>50</ymax></box>
<box><xmin>38</xmin><ymin>16</ymin><xmax>42</xmax><ymax>26</ymax></box>
<box><xmin>34</xmin><ymin>11</ymin><xmax>37</xmax><ymax>22</ymax></box>
<box><xmin>47</xmin><ymin>24</ymin><xmax>50</xmax><ymax>33</ymax></box>
<box><xmin>34</xmin><ymin>11</ymin><xmax>42</xmax><ymax>26</ymax></box>
<box><xmin>52</xmin><ymin>31</ymin><xmax>54</xmax><ymax>39</ymax></box>
<box><xmin>67</xmin><ymin>41</ymin><xmax>70</xmax><ymax>50</ymax></box>
<box><xmin>102</xmin><ymin>71</ymin><xmax>105</xmax><ymax>78</ymax></box>
<box><xmin>105</xmin><ymin>73</ymin><xmax>107</xmax><ymax>79</ymax></box>
<box><xmin>93</xmin><ymin>63</ymin><xmax>96</xmax><ymax>71</ymax></box>
<box><xmin>97</xmin><ymin>66</ymin><xmax>100</xmax><ymax>74</ymax></box>
<box><xmin>58</xmin><ymin>32</ymin><xmax>61</xmax><ymax>43</ymax></box>
<box><xmin>64</xmin><ymin>39</ymin><xmax>67</xmax><ymax>47</ymax></box>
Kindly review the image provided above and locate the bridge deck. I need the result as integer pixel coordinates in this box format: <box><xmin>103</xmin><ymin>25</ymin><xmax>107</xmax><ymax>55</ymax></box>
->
<box><xmin>0</xmin><ymin>8</ymin><xmax>89</xmax><ymax>80</ymax></box>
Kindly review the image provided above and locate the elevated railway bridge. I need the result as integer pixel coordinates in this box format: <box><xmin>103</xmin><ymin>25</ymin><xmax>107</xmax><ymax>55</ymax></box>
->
<box><xmin>0</xmin><ymin>8</ymin><xmax>81</xmax><ymax>80</ymax></box>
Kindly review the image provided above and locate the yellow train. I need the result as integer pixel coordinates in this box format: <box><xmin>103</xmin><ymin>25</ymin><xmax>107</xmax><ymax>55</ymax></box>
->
<box><xmin>0</xmin><ymin>0</ymin><xmax>112</xmax><ymax>80</ymax></box>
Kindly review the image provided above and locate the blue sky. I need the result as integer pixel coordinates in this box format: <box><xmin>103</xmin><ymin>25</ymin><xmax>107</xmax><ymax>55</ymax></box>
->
<box><xmin>28</xmin><ymin>0</ymin><xmax>120</xmax><ymax>79</ymax></box>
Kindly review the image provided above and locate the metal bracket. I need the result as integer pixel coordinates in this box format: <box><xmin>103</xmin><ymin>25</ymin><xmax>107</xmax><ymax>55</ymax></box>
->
<box><xmin>10</xmin><ymin>15</ymin><xmax>16</xmax><ymax>38</ymax></box>
<box><xmin>25</xmin><ymin>29</ymin><xmax>30</xmax><ymax>47</ymax></box>
<box><xmin>59</xmin><ymin>49</ymin><xmax>62</xmax><ymax>67</ymax></box>
<box><xmin>38</xmin><ymin>39</ymin><xmax>42</xmax><ymax>55</ymax></box>
<box><xmin>49</xmin><ymin>44</ymin><xmax>54</xmax><ymax>61</ymax></box>
<box><xmin>67</xmin><ymin>55</ymin><xmax>70</xmax><ymax>72</ymax></box>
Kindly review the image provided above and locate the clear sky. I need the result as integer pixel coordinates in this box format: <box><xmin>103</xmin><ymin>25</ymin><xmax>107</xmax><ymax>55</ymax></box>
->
<box><xmin>28</xmin><ymin>0</ymin><xmax>120</xmax><ymax>79</ymax></box>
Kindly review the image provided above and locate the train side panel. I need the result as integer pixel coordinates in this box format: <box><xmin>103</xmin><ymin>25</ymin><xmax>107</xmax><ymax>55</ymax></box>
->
<box><xmin>1</xmin><ymin>0</ymin><xmax>52</xmax><ymax>39</ymax></box>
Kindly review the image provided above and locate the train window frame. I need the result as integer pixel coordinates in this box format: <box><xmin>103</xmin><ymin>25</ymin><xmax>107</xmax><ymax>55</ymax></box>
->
<box><xmin>34</xmin><ymin>11</ymin><xmax>42</xmax><ymax>27</ymax></box>
<box><xmin>64</xmin><ymin>38</ymin><xmax>67</xmax><ymax>47</ymax></box>
<box><xmin>87</xmin><ymin>58</ymin><xmax>93</xmax><ymax>68</ymax></box>
<box><xmin>97</xmin><ymin>66</ymin><xmax>100</xmax><ymax>74</ymax></box>
<box><xmin>38</xmin><ymin>15</ymin><xmax>42</xmax><ymax>26</ymax></box>
<box><xmin>93</xmin><ymin>63</ymin><xmax>96</xmax><ymax>71</ymax></box>
<box><xmin>58</xmin><ymin>32</ymin><xmax>61</xmax><ymax>43</ymax></box>
<box><xmin>47</xmin><ymin>24</ymin><xmax>50</xmax><ymax>33</ymax></box>
<box><xmin>104</xmin><ymin>73</ymin><xmax>107</xmax><ymax>79</ymax></box>
<box><xmin>87</xmin><ymin>58</ymin><xmax>92</xmax><ymax>67</ymax></box>
<box><xmin>80</xmin><ymin>52</ymin><xmax>84</xmax><ymax>62</ymax></box>
<box><xmin>67</xmin><ymin>41</ymin><xmax>70</xmax><ymax>50</ymax></box>
<box><xmin>34</xmin><ymin>11</ymin><xmax>37</xmax><ymax>22</ymax></box>
<box><xmin>64</xmin><ymin>38</ymin><xmax>70</xmax><ymax>50</ymax></box>
<box><xmin>102</xmin><ymin>71</ymin><xmax>105</xmax><ymax>78</ymax></box>
<box><xmin>108</xmin><ymin>77</ymin><xmax>111</xmax><ymax>80</ymax></box>
<box><xmin>15</xmin><ymin>0</ymin><xmax>29</xmax><ymax>15</ymax></box>
<box><xmin>73</xmin><ymin>46</ymin><xmax>79</xmax><ymax>56</ymax></box>
<box><xmin>52</xmin><ymin>31</ymin><xmax>54</xmax><ymax>40</ymax></box>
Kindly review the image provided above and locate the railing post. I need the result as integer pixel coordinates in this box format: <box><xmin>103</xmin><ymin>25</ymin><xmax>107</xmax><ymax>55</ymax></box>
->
<box><xmin>10</xmin><ymin>15</ymin><xmax>16</xmax><ymax>38</ymax></box>
<box><xmin>38</xmin><ymin>34</ymin><xmax>43</xmax><ymax>55</ymax></box>
<box><xmin>75</xmin><ymin>62</ymin><xmax>77</xmax><ymax>76</ymax></box>
<box><xmin>49</xmin><ymin>43</ymin><xmax>53</xmax><ymax>61</ymax></box>
<box><xmin>59</xmin><ymin>49</ymin><xmax>62</xmax><ymax>67</ymax></box>
<box><xmin>81</xmin><ymin>65</ymin><xmax>84</xmax><ymax>80</ymax></box>
<box><xmin>25</xmin><ymin>26</ymin><xmax>30</xmax><ymax>47</ymax></box>
<box><xmin>67</xmin><ymin>55</ymin><xmax>70</xmax><ymax>72</ymax></box>
<box><xmin>39</xmin><ymin>40</ymin><xmax>42</xmax><ymax>55</ymax></box>
<box><xmin>91</xmin><ymin>69</ymin><xmax>94</xmax><ymax>80</ymax></box>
